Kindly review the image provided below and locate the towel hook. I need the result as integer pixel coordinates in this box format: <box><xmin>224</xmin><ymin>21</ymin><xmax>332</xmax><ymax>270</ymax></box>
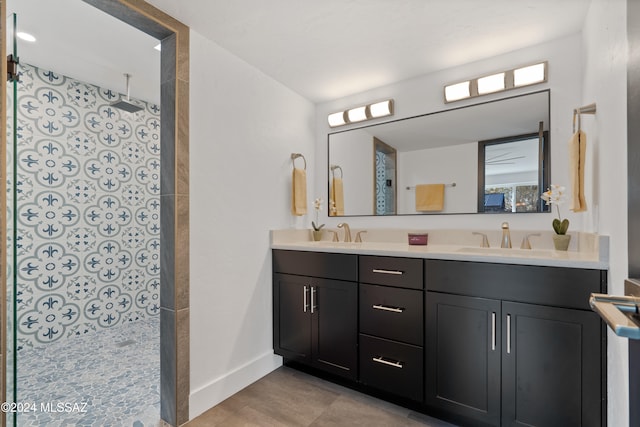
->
<box><xmin>291</xmin><ymin>153</ymin><xmax>306</xmax><ymax>170</ymax></box>
<box><xmin>330</xmin><ymin>165</ymin><xmax>343</xmax><ymax>179</ymax></box>
<box><xmin>572</xmin><ymin>102</ymin><xmax>597</xmax><ymax>133</ymax></box>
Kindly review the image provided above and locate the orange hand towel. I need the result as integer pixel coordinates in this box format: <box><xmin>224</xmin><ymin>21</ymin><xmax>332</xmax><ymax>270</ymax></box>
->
<box><xmin>415</xmin><ymin>184</ymin><xmax>445</xmax><ymax>212</ymax></box>
<box><xmin>331</xmin><ymin>177</ymin><xmax>344</xmax><ymax>216</ymax></box>
<box><xmin>569</xmin><ymin>130</ymin><xmax>587</xmax><ymax>212</ymax></box>
<box><xmin>291</xmin><ymin>167</ymin><xmax>307</xmax><ymax>216</ymax></box>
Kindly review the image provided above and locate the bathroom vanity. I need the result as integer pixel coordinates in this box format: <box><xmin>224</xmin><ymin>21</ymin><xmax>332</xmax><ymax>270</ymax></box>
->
<box><xmin>271</xmin><ymin>230</ymin><xmax>608</xmax><ymax>427</ymax></box>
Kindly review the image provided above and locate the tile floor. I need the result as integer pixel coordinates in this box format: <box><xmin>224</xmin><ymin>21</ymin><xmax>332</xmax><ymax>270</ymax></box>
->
<box><xmin>186</xmin><ymin>366</ymin><xmax>458</xmax><ymax>427</ymax></box>
<box><xmin>14</xmin><ymin>317</ymin><xmax>160</xmax><ymax>427</ymax></box>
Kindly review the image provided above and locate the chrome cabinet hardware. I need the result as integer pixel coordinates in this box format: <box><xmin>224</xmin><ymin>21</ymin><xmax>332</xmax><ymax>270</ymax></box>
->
<box><xmin>491</xmin><ymin>312</ymin><xmax>496</xmax><ymax>351</ymax></box>
<box><xmin>311</xmin><ymin>286</ymin><xmax>316</xmax><ymax>314</ymax></box>
<box><xmin>372</xmin><ymin>304</ymin><xmax>405</xmax><ymax>313</ymax></box>
<box><xmin>372</xmin><ymin>356</ymin><xmax>403</xmax><ymax>369</ymax></box>
<box><xmin>506</xmin><ymin>314</ymin><xmax>511</xmax><ymax>354</ymax></box>
<box><xmin>372</xmin><ymin>269</ymin><xmax>403</xmax><ymax>275</ymax></box>
<box><xmin>303</xmin><ymin>285</ymin><xmax>308</xmax><ymax>312</ymax></box>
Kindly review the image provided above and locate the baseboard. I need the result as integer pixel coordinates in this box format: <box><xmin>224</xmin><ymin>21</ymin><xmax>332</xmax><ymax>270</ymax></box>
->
<box><xmin>188</xmin><ymin>351</ymin><xmax>283</xmax><ymax>420</ymax></box>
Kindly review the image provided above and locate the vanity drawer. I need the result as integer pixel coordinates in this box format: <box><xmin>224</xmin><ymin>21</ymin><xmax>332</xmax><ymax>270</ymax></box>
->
<box><xmin>360</xmin><ymin>284</ymin><xmax>423</xmax><ymax>346</ymax></box>
<box><xmin>359</xmin><ymin>256</ymin><xmax>423</xmax><ymax>289</ymax></box>
<box><xmin>273</xmin><ymin>249</ymin><xmax>357</xmax><ymax>282</ymax></box>
<box><xmin>359</xmin><ymin>334</ymin><xmax>423</xmax><ymax>402</ymax></box>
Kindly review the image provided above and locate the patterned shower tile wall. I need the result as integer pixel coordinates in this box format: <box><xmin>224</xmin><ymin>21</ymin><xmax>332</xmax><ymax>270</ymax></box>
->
<box><xmin>9</xmin><ymin>63</ymin><xmax>161</xmax><ymax>350</ymax></box>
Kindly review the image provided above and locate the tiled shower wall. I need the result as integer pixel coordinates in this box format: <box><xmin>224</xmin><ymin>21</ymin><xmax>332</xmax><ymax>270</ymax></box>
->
<box><xmin>9</xmin><ymin>63</ymin><xmax>160</xmax><ymax>350</ymax></box>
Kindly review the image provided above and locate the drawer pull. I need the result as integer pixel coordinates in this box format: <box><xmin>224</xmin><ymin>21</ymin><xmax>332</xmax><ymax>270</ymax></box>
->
<box><xmin>303</xmin><ymin>285</ymin><xmax>308</xmax><ymax>313</ymax></box>
<box><xmin>372</xmin><ymin>269</ymin><xmax>403</xmax><ymax>275</ymax></box>
<box><xmin>372</xmin><ymin>304</ymin><xmax>405</xmax><ymax>313</ymax></box>
<box><xmin>372</xmin><ymin>356</ymin><xmax>404</xmax><ymax>369</ymax></box>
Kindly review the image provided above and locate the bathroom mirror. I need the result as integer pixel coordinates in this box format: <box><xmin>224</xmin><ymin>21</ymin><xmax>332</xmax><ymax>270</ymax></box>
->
<box><xmin>328</xmin><ymin>90</ymin><xmax>550</xmax><ymax>216</ymax></box>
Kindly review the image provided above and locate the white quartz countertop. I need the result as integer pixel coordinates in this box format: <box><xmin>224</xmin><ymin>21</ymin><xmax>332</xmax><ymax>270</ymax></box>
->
<box><xmin>271</xmin><ymin>229</ymin><xmax>609</xmax><ymax>270</ymax></box>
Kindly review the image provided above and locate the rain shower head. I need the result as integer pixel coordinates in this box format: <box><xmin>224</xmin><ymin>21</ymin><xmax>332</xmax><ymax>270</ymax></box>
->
<box><xmin>111</xmin><ymin>73</ymin><xmax>143</xmax><ymax>113</ymax></box>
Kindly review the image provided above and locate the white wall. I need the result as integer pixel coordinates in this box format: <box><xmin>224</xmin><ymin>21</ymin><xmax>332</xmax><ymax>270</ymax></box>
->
<box><xmin>315</xmin><ymin>34</ymin><xmax>583</xmax><ymax>237</ymax></box>
<box><xmin>582</xmin><ymin>0</ymin><xmax>629</xmax><ymax>426</ymax></box>
<box><xmin>188</xmin><ymin>30</ymin><xmax>316</xmax><ymax>418</ymax></box>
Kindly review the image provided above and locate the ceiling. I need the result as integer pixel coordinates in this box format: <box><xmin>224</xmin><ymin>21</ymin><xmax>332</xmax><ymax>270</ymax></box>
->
<box><xmin>9</xmin><ymin>0</ymin><xmax>590</xmax><ymax>105</ymax></box>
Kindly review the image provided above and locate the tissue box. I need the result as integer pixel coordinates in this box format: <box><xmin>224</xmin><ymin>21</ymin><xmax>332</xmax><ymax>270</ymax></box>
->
<box><xmin>408</xmin><ymin>233</ymin><xmax>428</xmax><ymax>245</ymax></box>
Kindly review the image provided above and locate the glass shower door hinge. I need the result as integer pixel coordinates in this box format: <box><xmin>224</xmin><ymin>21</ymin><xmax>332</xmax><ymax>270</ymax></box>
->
<box><xmin>7</xmin><ymin>54</ymin><xmax>19</xmax><ymax>82</ymax></box>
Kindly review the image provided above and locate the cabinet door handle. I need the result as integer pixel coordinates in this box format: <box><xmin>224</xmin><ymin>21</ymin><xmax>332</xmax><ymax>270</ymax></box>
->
<box><xmin>372</xmin><ymin>356</ymin><xmax>403</xmax><ymax>369</ymax></box>
<box><xmin>506</xmin><ymin>314</ymin><xmax>511</xmax><ymax>354</ymax></box>
<box><xmin>311</xmin><ymin>286</ymin><xmax>316</xmax><ymax>314</ymax></box>
<box><xmin>372</xmin><ymin>304</ymin><xmax>405</xmax><ymax>313</ymax></box>
<box><xmin>491</xmin><ymin>312</ymin><xmax>496</xmax><ymax>351</ymax></box>
<box><xmin>372</xmin><ymin>269</ymin><xmax>403</xmax><ymax>275</ymax></box>
<box><xmin>303</xmin><ymin>285</ymin><xmax>309</xmax><ymax>313</ymax></box>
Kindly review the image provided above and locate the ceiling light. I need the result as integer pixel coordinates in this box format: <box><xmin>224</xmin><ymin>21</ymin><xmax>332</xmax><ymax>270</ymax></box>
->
<box><xmin>444</xmin><ymin>81</ymin><xmax>471</xmax><ymax>102</ymax></box>
<box><xmin>369</xmin><ymin>100</ymin><xmax>394</xmax><ymax>118</ymax></box>
<box><xmin>328</xmin><ymin>111</ymin><xmax>347</xmax><ymax>127</ymax></box>
<box><xmin>477</xmin><ymin>73</ymin><xmax>505</xmax><ymax>95</ymax></box>
<box><xmin>327</xmin><ymin>99</ymin><xmax>395</xmax><ymax>128</ymax></box>
<box><xmin>514</xmin><ymin>62</ymin><xmax>546</xmax><ymax>87</ymax></box>
<box><xmin>347</xmin><ymin>106</ymin><xmax>367</xmax><ymax>123</ymax></box>
<box><xmin>17</xmin><ymin>32</ymin><xmax>36</xmax><ymax>42</ymax></box>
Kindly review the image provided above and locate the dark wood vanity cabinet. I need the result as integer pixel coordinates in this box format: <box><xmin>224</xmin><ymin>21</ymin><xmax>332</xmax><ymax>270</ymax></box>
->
<box><xmin>273</xmin><ymin>250</ymin><xmax>358</xmax><ymax>380</ymax></box>
<box><xmin>425</xmin><ymin>259</ymin><xmax>606</xmax><ymax>427</ymax></box>
<box><xmin>358</xmin><ymin>255</ymin><xmax>425</xmax><ymax>401</ymax></box>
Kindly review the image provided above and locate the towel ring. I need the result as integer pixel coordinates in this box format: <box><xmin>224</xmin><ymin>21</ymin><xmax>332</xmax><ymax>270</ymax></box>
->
<box><xmin>291</xmin><ymin>153</ymin><xmax>306</xmax><ymax>170</ymax></box>
<box><xmin>330</xmin><ymin>165</ymin><xmax>343</xmax><ymax>179</ymax></box>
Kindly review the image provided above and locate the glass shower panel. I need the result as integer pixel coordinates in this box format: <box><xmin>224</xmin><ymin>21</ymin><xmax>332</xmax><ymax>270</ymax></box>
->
<box><xmin>6</xmin><ymin>12</ymin><xmax>19</xmax><ymax>427</ymax></box>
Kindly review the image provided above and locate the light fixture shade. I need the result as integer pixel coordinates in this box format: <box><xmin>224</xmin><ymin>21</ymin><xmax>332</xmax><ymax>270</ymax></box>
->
<box><xmin>514</xmin><ymin>62</ymin><xmax>546</xmax><ymax>87</ymax></box>
<box><xmin>347</xmin><ymin>106</ymin><xmax>367</xmax><ymax>123</ymax></box>
<box><xmin>328</xmin><ymin>111</ymin><xmax>347</xmax><ymax>127</ymax></box>
<box><xmin>369</xmin><ymin>100</ymin><xmax>393</xmax><ymax>118</ymax></box>
<box><xmin>445</xmin><ymin>81</ymin><xmax>471</xmax><ymax>102</ymax></box>
<box><xmin>477</xmin><ymin>72</ymin><xmax>505</xmax><ymax>95</ymax></box>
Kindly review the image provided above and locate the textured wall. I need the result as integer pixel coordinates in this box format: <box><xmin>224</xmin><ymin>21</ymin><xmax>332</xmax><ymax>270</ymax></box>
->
<box><xmin>9</xmin><ymin>63</ymin><xmax>161</xmax><ymax>349</ymax></box>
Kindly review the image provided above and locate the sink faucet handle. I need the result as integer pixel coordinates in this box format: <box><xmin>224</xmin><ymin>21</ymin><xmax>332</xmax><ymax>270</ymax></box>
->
<box><xmin>520</xmin><ymin>233</ymin><xmax>541</xmax><ymax>249</ymax></box>
<box><xmin>355</xmin><ymin>230</ymin><xmax>367</xmax><ymax>243</ymax></box>
<box><xmin>329</xmin><ymin>230</ymin><xmax>339</xmax><ymax>242</ymax></box>
<box><xmin>472</xmin><ymin>232</ymin><xmax>490</xmax><ymax>248</ymax></box>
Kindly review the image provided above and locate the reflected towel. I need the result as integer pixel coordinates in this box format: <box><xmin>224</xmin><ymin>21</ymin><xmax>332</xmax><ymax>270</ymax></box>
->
<box><xmin>415</xmin><ymin>184</ymin><xmax>445</xmax><ymax>212</ymax></box>
<box><xmin>291</xmin><ymin>167</ymin><xmax>307</xmax><ymax>216</ymax></box>
<box><xmin>331</xmin><ymin>177</ymin><xmax>344</xmax><ymax>216</ymax></box>
<box><xmin>569</xmin><ymin>130</ymin><xmax>587</xmax><ymax>212</ymax></box>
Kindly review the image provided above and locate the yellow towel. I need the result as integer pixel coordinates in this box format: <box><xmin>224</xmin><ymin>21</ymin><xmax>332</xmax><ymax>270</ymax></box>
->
<box><xmin>415</xmin><ymin>184</ymin><xmax>445</xmax><ymax>212</ymax></box>
<box><xmin>291</xmin><ymin>167</ymin><xmax>307</xmax><ymax>216</ymax></box>
<box><xmin>331</xmin><ymin>177</ymin><xmax>344</xmax><ymax>216</ymax></box>
<box><xmin>569</xmin><ymin>130</ymin><xmax>587</xmax><ymax>212</ymax></box>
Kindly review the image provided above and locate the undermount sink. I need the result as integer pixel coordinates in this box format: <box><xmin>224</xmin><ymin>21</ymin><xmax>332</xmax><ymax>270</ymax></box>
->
<box><xmin>455</xmin><ymin>246</ymin><xmax>560</xmax><ymax>258</ymax></box>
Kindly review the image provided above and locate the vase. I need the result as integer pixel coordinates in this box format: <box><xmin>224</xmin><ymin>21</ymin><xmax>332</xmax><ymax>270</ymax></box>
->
<box><xmin>312</xmin><ymin>230</ymin><xmax>324</xmax><ymax>241</ymax></box>
<box><xmin>552</xmin><ymin>234</ymin><xmax>571</xmax><ymax>251</ymax></box>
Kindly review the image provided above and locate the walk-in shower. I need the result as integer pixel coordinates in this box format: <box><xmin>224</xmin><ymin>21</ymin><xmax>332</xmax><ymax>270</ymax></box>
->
<box><xmin>5</xmin><ymin>2</ymin><xmax>162</xmax><ymax>425</ymax></box>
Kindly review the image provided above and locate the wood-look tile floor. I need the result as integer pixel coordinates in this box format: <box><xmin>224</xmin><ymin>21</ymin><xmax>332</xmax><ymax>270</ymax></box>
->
<box><xmin>186</xmin><ymin>366</ymin><xmax>458</xmax><ymax>427</ymax></box>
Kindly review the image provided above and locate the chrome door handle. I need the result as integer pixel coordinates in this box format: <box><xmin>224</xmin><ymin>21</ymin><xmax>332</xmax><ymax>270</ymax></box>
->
<box><xmin>372</xmin><ymin>356</ymin><xmax>403</xmax><ymax>369</ymax></box>
<box><xmin>303</xmin><ymin>285</ymin><xmax>308</xmax><ymax>313</ymax></box>
<box><xmin>491</xmin><ymin>312</ymin><xmax>496</xmax><ymax>351</ymax></box>
<box><xmin>372</xmin><ymin>304</ymin><xmax>405</xmax><ymax>313</ymax></box>
<box><xmin>372</xmin><ymin>269</ymin><xmax>403</xmax><ymax>275</ymax></box>
<box><xmin>506</xmin><ymin>314</ymin><xmax>511</xmax><ymax>354</ymax></box>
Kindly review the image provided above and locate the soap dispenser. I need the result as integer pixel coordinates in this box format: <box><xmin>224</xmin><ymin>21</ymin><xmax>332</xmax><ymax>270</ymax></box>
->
<box><xmin>501</xmin><ymin>222</ymin><xmax>512</xmax><ymax>248</ymax></box>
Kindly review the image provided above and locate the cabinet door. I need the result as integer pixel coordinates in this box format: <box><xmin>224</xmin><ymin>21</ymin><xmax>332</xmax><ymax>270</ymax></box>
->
<box><xmin>425</xmin><ymin>292</ymin><xmax>501</xmax><ymax>426</ymax></box>
<box><xmin>502</xmin><ymin>302</ymin><xmax>602</xmax><ymax>427</ymax></box>
<box><xmin>273</xmin><ymin>273</ymin><xmax>312</xmax><ymax>362</ymax></box>
<box><xmin>312</xmin><ymin>278</ymin><xmax>358</xmax><ymax>380</ymax></box>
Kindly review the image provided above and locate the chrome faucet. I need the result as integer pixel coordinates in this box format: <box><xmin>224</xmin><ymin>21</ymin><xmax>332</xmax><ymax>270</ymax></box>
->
<box><xmin>501</xmin><ymin>222</ymin><xmax>512</xmax><ymax>248</ymax></box>
<box><xmin>337</xmin><ymin>222</ymin><xmax>352</xmax><ymax>242</ymax></box>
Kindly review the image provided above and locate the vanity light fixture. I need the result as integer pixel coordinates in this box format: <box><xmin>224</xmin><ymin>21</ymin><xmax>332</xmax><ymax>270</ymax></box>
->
<box><xmin>444</xmin><ymin>61</ymin><xmax>547</xmax><ymax>103</ymax></box>
<box><xmin>327</xmin><ymin>99</ymin><xmax>394</xmax><ymax>128</ymax></box>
